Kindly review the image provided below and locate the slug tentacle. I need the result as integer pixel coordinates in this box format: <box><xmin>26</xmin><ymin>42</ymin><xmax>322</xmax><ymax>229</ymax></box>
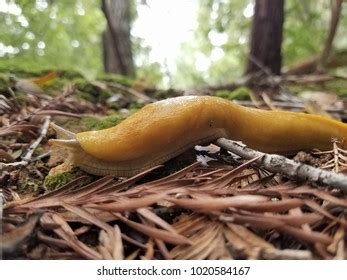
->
<box><xmin>50</xmin><ymin>123</ymin><xmax>76</xmax><ymax>139</ymax></box>
<box><xmin>48</xmin><ymin>96</ymin><xmax>347</xmax><ymax>177</ymax></box>
<box><xmin>49</xmin><ymin>139</ymin><xmax>80</xmax><ymax>149</ymax></box>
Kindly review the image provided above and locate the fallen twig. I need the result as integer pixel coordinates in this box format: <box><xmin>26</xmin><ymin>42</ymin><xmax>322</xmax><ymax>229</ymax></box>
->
<box><xmin>5</xmin><ymin>84</ymin><xmax>75</xmax><ymax>129</ymax></box>
<box><xmin>316</xmin><ymin>140</ymin><xmax>347</xmax><ymax>172</ymax></box>
<box><xmin>203</xmin><ymin>75</ymin><xmax>252</xmax><ymax>92</ymax></box>
<box><xmin>1</xmin><ymin>214</ymin><xmax>41</xmax><ymax>253</ymax></box>
<box><xmin>105</xmin><ymin>81</ymin><xmax>154</xmax><ymax>103</ymax></box>
<box><xmin>22</xmin><ymin>116</ymin><xmax>50</xmax><ymax>162</ymax></box>
<box><xmin>215</xmin><ymin>138</ymin><xmax>347</xmax><ymax>192</ymax></box>
<box><xmin>35</xmin><ymin>110</ymin><xmax>81</xmax><ymax>118</ymax></box>
<box><xmin>0</xmin><ymin>116</ymin><xmax>50</xmax><ymax>171</ymax></box>
<box><xmin>204</xmin><ymin>73</ymin><xmax>346</xmax><ymax>93</ymax></box>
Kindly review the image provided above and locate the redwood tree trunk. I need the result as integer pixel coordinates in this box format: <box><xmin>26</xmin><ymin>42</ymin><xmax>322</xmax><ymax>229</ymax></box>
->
<box><xmin>245</xmin><ymin>0</ymin><xmax>285</xmax><ymax>75</ymax></box>
<box><xmin>102</xmin><ymin>0</ymin><xmax>135</xmax><ymax>76</ymax></box>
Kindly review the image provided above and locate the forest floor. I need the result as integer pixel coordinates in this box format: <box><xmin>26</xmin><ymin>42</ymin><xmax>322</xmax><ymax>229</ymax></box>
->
<box><xmin>1</xmin><ymin>69</ymin><xmax>347</xmax><ymax>260</ymax></box>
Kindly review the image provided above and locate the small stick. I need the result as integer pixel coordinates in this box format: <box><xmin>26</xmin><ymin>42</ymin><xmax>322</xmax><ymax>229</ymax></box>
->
<box><xmin>215</xmin><ymin>138</ymin><xmax>347</xmax><ymax>192</ymax></box>
<box><xmin>0</xmin><ymin>117</ymin><xmax>51</xmax><ymax>171</ymax></box>
<box><xmin>22</xmin><ymin>116</ymin><xmax>50</xmax><ymax>162</ymax></box>
<box><xmin>105</xmin><ymin>82</ymin><xmax>154</xmax><ymax>103</ymax></box>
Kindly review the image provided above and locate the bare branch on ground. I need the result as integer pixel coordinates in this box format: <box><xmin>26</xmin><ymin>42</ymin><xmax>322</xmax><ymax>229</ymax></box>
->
<box><xmin>215</xmin><ymin>138</ymin><xmax>347</xmax><ymax>192</ymax></box>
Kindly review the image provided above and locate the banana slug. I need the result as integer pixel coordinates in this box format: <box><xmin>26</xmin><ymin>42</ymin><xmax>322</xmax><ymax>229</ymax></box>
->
<box><xmin>49</xmin><ymin>96</ymin><xmax>347</xmax><ymax>176</ymax></box>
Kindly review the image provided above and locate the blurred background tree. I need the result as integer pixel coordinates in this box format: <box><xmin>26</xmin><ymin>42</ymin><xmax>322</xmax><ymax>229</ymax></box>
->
<box><xmin>101</xmin><ymin>0</ymin><xmax>134</xmax><ymax>75</ymax></box>
<box><xmin>0</xmin><ymin>0</ymin><xmax>105</xmax><ymax>78</ymax></box>
<box><xmin>0</xmin><ymin>0</ymin><xmax>159</xmax><ymax>81</ymax></box>
<box><xmin>245</xmin><ymin>0</ymin><xmax>284</xmax><ymax>75</ymax></box>
<box><xmin>174</xmin><ymin>0</ymin><xmax>346</xmax><ymax>87</ymax></box>
<box><xmin>0</xmin><ymin>0</ymin><xmax>346</xmax><ymax>87</ymax></box>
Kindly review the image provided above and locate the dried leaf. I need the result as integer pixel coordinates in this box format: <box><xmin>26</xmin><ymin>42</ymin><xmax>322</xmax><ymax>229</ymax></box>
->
<box><xmin>1</xmin><ymin>214</ymin><xmax>40</xmax><ymax>252</ymax></box>
<box><xmin>114</xmin><ymin>213</ymin><xmax>192</xmax><ymax>245</ymax></box>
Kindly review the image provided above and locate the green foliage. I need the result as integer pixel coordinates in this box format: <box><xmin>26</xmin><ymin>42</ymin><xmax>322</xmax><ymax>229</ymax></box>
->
<box><xmin>132</xmin><ymin>36</ymin><xmax>164</xmax><ymax>86</ymax></box>
<box><xmin>0</xmin><ymin>0</ymin><xmax>163</xmax><ymax>86</ymax></box>
<box><xmin>173</xmin><ymin>0</ymin><xmax>347</xmax><ymax>87</ymax></box>
<box><xmin>173</xmin><ymin>0</ymin><xmax>251</xmax><ymax>88</ymax></box>
<box><xmin>283</xmin><ymin>1</ymin><xmax>328</xmax><ymax>65</ymax></box>
<box><xmin>0</xmin><ymin>0</ymin><xmax>105</xmax><ymax>78</ymax></box>
<box><xmin>2</xmin><ymin>0</ymin><xmax>347</xmax><ymax>89</ymax></box>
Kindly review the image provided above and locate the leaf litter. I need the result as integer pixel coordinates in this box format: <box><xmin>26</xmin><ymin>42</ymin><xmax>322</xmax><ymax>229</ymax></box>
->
<box><xmin>1</xmin><ymin>72</ymin><xmax>347</xmax><ymax>260</ymax></box>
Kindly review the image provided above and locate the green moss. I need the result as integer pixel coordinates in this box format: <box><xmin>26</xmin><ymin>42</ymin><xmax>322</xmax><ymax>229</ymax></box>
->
<box><xmin>0</xmin><ymin>66</ymin><xmax>48</xmax><ymax>78</ymax></box>
<box><xmin>0</xmin><ymin>74</ymin><xmax>9</xmax><ymax>94</ymax></box>
<box><xmin>58</xmin><ymin>69</ymin><xmax>84</xmax><ymax>80</ymax></box>
<box><xmin>324</xmin><ymin>79</ymin><xmax>347</xmax><ymax>96</ymax></box>
<box><xmin>75</xmin><ymin>79</ymin><xmax>112</xmax><ymax>103</ymax></box>
<box><xmin>0</xmin><ymin>66</ymin><xmax>85</xmax><ymax>80</ymax></box>
<box><xmin>40</xmin><ymin>78</ymin><xmax>70</xmax><ymax>96</ymax></box>
<box><xmin>128</xmin><ymin>101</ymin><xmax>144</xmax><ymax>111</ymax></box>
<box><xmin>18</xmin><ymin>179</ymin><xmax>41</xmax><ymax>194</ymax></box>
<box><xmin>153</xmin><ymin>88</ymin><xmax>179</xmax><ymax>100</ymax></box>
<box><xmin>81</xmin><ymin>113</ymin><xmax>125</xmax><ymax>131</ymax></box>
<box><xmin>33</xmin><ymin>145</ymin><xmax>45</xmax><ymax>157</ymax></box>
<box><xmin>288</xmin><ymin>78</ymin><xmax>347</xmax><ymax>97</ymax></box>
<box><xmin>44</xmin><ymin>168</ymin><xmax>84</xmax><ymax>191</ymax></box>
<box><xmin>76</xmin><ymin>90</ymin><xmax>95</xmax><ymax>103</ymax></box>
<box><xmin>97</xmin><ymin>73</ymin><xmax>135</xmax><ymax>87</ymax></box>
<box><xmin>215</xmin><ymin>86</ymin><xmax>252</xmax><ymax>100</ymax></box>
<box><xmin>287</xmin><ymin>84</ymin><xmax>309</xmax><ymax>94</ymax></box>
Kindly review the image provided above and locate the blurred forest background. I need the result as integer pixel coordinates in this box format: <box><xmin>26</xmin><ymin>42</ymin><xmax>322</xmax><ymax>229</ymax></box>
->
<box><xmin>2</xmin><ymin>0</ymin><xmax>347</xmax><ymax>261</ymax></box>
<box><xmin>0</xmin><ymin>0</ymin><xmax>347</xmax><ymax>88</ymax></box>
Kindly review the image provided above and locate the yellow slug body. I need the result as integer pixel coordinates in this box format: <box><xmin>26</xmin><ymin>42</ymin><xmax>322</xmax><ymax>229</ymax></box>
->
<box><xmin>51</xmin><ymin>96</ymin><xmax>347</xmax><ymax>176</ymax></box>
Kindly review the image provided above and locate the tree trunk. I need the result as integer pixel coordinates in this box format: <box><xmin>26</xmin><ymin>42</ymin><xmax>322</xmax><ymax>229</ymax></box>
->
<box><xmin>101</xmin><ymin>0</ymin><xmax>135</xmax><ymax>76</ymax></box>
<box><xmin>245</xmin><ymin>0</ymin><xmax>285</xmax><ymax>75</ymax></box>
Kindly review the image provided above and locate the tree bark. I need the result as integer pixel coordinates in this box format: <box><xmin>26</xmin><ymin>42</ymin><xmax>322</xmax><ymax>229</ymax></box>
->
<box><xmin>101</xmin><ymin>0</ymin><xmax>135</xmax><ymax>76</ymax></box>
<box><xmin>245</xmin><ymin>0</ymin><xmax>285</xmax><ymax>75</ymax></box>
